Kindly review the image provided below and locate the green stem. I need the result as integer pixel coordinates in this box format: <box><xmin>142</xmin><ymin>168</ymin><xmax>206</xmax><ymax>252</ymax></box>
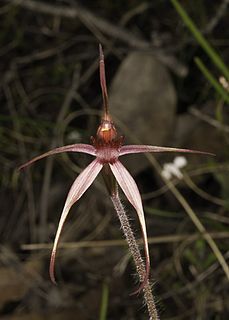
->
<box><xmin>171</xmin><ymin>0</ymin><xmax>229</xmax><ymax>80</ymax></box>
<box><xmin>99</xmin><ymin>282</ymin><xmax>109</xmax><ymax>320</ymax></box>
<box><xmin>195</xmin><ymin>57</ymin><xmax>229</xmax><ymax>103</ymax></box>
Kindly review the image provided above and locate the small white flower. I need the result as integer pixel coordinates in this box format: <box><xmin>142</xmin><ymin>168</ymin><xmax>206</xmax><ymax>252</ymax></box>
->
<box><xmin>219</xmin><ymin>76</ymin><xmax>229</xmax><ymax>91</ymax></box>
<box><xmin>174</xmin><ymin>156</ymin><xmax>187</xmax><ymax>168</ymax></box>
<box><xmin>161</xmin><ymin>156</ymin><xmax>187</xmax><ymax>180</ymax></box>
<box><xmin>161</xmin><ymin>167</ymin><xmax>172</xmax><ymax>180</ymax></box>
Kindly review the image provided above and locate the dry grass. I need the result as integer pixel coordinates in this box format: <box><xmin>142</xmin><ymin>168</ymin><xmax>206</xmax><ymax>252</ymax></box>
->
<box><xmin>0</xmin><ymin>0</ymin><xmax>228</xmax><ymax>319</ymax></box>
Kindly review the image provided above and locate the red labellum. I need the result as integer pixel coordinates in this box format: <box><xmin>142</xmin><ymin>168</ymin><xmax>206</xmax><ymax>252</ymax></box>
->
<box><xmin>96</xmin><ymin>118</ymin><xmax>118</xmax><ymax>143</ymax></box>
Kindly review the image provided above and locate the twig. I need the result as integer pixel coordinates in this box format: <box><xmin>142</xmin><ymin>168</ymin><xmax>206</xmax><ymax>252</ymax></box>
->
<box><xmin>162</xmin><ymin>251</ymin><xmax>229</xmax><ymax>300</ymax></box>
<box><xmin>10</xmin><ymin>0</ymin><xmax>149</xmax><ymax>48</ymax></box>
<box><xmin>120</xmin><ymin>2</ymin><xmax>150</xmax><ymax>26</ymax></box>
<box><xmin>21</xmin><ymin>231</ymin><xmax>229</xmax><ymax>250</ymax></box>
<box><xmin>39</xmin><ymin>66</ymin><xmax>80</xmax><ymax>241</ymax></box>
<box><xmin>8</xmin><ymin>0</ymin><xmax>187</xmax><ymax>76</ymax></box>
<box><xmin>189</xmin><ymin>107</ymin><xmax>229</xmax><ymax>133</ymax></box>
<box><xmin>4</xmin><ymin>84</ymin><xmax>37</xmax><ymax>242</ymax></box>
<box><xmin>154</xmin><ymin>159</ymin><xmax>229</xmax><ymax>281</ymax></box>
<box><xmin>204</xmin><ymin>0</ymin><xmax>229</xmax><ymax>34</ymax></box>
<box><xmin>183</xmin><ymin>173</ymin><xmax>226</xmax><ymax>206</ymax></box>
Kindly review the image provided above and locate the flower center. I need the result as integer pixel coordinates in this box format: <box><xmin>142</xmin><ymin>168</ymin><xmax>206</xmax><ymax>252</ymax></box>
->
<box><xmin>96</xmin><ymin>119</ymin><xmax>117</xmax><ymax>143</ymax></box>
<box><xmin>95</xmin><ymin>144</ymin><xmax>120</xmax><ymax>164</ymax></box>
<box><xmin>92</xmin><ymin>117</ymin><xmax>123</xmax><ymax>164</ymax></box>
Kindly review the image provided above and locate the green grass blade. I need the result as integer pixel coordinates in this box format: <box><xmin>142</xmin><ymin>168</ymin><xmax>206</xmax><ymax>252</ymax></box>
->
<box><xmin>195</xmin><ymin>57</ymin><xmax>229</xmax><ymax>103</ymax></box>
<box><xmin>99</xmin><ymin>282</ymin><xmax>109</xmax><ymax>320</ymax></box>
<box><xmin>170</xmin><ymin>0</ymin><xmax>229</xmax><ymax>80</ymax></box>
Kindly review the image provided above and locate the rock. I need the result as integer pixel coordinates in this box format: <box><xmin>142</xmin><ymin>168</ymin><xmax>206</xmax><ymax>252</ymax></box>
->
<box><xmin>109</xmin><ymin>51</ymin><xmax>177</xmax><ymax>174</ymax></box>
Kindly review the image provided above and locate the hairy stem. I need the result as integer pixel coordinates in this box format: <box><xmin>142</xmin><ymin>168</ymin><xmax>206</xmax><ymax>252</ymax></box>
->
<box><xmin>111</xmin><ymin>191</ymin><xmax>159</xmax><ymax>320</ymax></box>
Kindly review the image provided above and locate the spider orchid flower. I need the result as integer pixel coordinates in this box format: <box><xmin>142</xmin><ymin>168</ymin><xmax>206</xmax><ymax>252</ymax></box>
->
<box><xmin>19</xmin><ymin>44</ymin><xmax>213</xmax><ymax>290</ymax></box>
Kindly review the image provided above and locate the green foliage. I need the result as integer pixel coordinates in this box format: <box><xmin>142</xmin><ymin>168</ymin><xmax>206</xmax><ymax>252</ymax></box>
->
<box><xmin>194</xmin><ymin>57</ymin><xmax>229</xmax><ymax>103</ymax></box>
<box><xmin>99</xmin><ymin>282</ymin><xmax>109</xmax><ymax>320</ymax></box>
<box><xmin>171</xmin><ymin>0</ymin><xmax>229</xmax><ymax>80</ymax></box>
<box><xmin>215</xmin><ymin>171</ymin><xmax>229</xmax><ymax>210</ymax></box>
<box><xmin>184</xmin><ymin>239</ymin><xmax>216</xmax><ymax>271</ymax></box>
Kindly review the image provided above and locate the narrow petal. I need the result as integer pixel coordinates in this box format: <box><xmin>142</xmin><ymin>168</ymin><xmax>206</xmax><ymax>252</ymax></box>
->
<box><xmin>19</xmin><ymin>144</ymin><xmax>96</xmax><ymax>170</ymax></box>
<box><xmin>120</xmin><ymin>145</ymin><xmax>215</xmax><ymax>156</ymax></box>
<box><xmin>109</xmin><ymin>160</ymin><xmax>150</xmax><ymax>291</ymax></box>
<box><xmin>49</xmin><ymin>159</ymin><xmax>103</xmax><ymax>283</ymax></box>
<box><xmin>99</xmin><ymin>44</ymin><xmax>109</xmax><ymax>116</ymax></box>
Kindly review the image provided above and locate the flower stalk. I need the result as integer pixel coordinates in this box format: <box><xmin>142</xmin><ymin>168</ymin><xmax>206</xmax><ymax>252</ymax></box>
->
<box><xmin>111</xmin><ymin>189</ymin><xmax>159</xmax><ymax>319</ymax></box>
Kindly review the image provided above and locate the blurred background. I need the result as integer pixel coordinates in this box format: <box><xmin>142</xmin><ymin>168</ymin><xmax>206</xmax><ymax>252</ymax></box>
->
<box><xmin>0</xmin><ymin>0</ymin><xmax>228</xmax><ymax>319</ymax></box>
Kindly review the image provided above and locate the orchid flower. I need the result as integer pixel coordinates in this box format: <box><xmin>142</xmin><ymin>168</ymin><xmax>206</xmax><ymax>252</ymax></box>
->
<box><xmin>19</xmin><ymin>44</ymin><xmax>213</xmax><ymax>290</ymax></box>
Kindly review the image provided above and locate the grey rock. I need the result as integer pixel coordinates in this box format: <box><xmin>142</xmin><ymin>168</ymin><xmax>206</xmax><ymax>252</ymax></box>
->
<box><xmin>109</xmin><ymin>51</ymin><xmax>177</xmax><ymax>173</ymax></box>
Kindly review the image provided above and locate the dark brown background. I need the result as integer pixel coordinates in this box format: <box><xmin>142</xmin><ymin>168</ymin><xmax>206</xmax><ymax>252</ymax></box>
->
<box><xmin>0</xmin><ymin>1</ymin><xmax>228</xmax><ymax>319</ymax></box>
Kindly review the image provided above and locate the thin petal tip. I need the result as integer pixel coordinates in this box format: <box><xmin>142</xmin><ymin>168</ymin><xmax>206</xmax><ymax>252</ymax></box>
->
<box><xmin>49</xmin><ymin>251</ymin><xmax>57</xmax><ymax>285</ymax></box>
<box><xmin>18</xmin><ymin>162</ymin><xmax>28</xmax><ymax>172</ymax></box>
<box><xmin>196</xmin><ymin>151</ymin><xmax>216</xmax><ymax>157</ymax></box>
<box><xmin>207</xmin><ymin>152</ymin><xmax>216</xmax><ymax>156</ymax></box>
<box><xmin>50</xmin><ymin>275</ymin><xmax>57</xmax><ymax>286</ymax></box>
<box><xmin>18</xmin><ymin>164</ymin><xmax>25</xmax><ymax>171</ymax></box>
<box><xmin>193</xmin><ymin>150</ymin><xmax>216</xmax><ymax>157</ymax></box>
<box><xmin>99</xmin><ymin>43</ymin><xmax>104</xmax><ymax>59</ymax></box>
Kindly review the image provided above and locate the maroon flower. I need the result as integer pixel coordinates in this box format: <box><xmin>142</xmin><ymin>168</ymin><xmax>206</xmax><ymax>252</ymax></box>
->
<box><xmin>19</xmin><ymin>45</ymin><xmax>213</xmax><ymax>288</ymax></box>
